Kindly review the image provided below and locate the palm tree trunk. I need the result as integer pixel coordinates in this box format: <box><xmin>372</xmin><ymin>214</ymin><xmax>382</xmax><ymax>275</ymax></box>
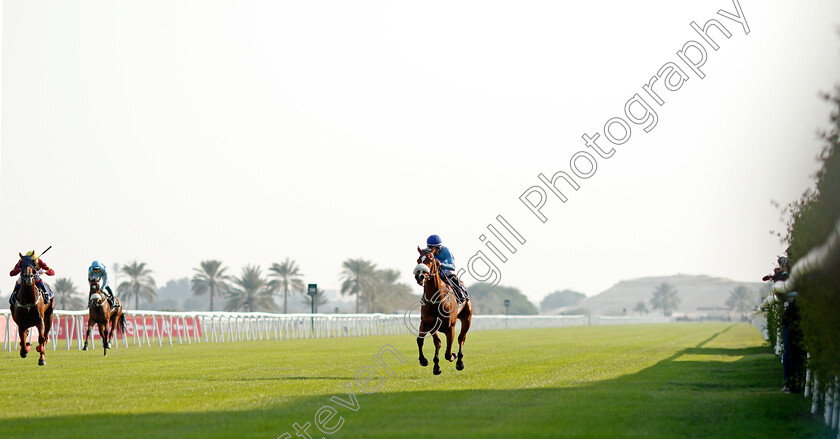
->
<box><xmin>210</xmin><ymin>285</ymin><xmax>215</xmax><ymax>312</ymax></box>
<box><xmin>355</xmin><ymin>279</ymin><xmax>360</xmax><ymax>313</ymax></box>
<box><xmin>283</xmin><ymin>286</ymin><xmax>288</xmax><ymax>314</ymax></box>
<box><xmin>135</xmin><ymin>285</ymin><xmax>140</xmax><ymax>310</ymax></box>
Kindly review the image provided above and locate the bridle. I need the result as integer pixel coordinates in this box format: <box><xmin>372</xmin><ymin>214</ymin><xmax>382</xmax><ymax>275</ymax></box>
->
<box><xmin>16</xmin><ymin>259</ymin><xmax>40</xmax><ymax>309</ymax></box>
<box><xmin>89</xmin><ymin>282</ymin><xmax>106</xmax><ymax>308</ymax></box>
<box><xmin>414</xmin><ymin>249</ymin><xmax>437</xmax><ymax>286</ymax></box>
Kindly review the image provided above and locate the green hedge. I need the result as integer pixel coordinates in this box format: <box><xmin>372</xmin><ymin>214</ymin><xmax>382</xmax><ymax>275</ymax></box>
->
<box><xmin>785</xmin><ymin>87</ymin><xmax>840</xmax><ymax>390</ymax></box>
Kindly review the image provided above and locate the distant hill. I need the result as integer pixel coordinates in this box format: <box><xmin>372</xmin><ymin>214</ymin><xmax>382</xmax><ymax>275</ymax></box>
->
<box><xmin>572</xmin><ymin>274</ymin><xmax>770</xmax><ymax>317</ymax></box>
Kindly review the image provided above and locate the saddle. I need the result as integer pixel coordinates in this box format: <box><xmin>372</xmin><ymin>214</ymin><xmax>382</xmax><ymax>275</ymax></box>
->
<box><xmin>40</xmin><ymin>283</ymin><xmax>54</xmax><ymax>302</ymax></box>
<box><xmin>441</xmin><ymin>273</ymin><xmax>470</xmax><ymax>303</ymax></box>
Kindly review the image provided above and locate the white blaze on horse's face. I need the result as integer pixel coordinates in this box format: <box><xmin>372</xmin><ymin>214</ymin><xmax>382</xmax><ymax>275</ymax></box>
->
<box><xmin>413</xmin><ymin>264</ymin><xmax>430</xmax><ymax>276</ymax></box>
<box><xmin>413</xmin><ymin>263</ymin><xmax>430</xmax><ymax>286</ymax></box>
<box><xmin>23</xmin><ymin>271</ymin><xmax>33</xmax><ymax>286</ymax></box>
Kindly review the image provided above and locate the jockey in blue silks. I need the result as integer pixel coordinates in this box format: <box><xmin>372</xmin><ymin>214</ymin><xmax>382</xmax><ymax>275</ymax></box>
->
<box><xmin>88</xmin><ymin>260</ymin><xmax>118</xmax><ymax>308</ymax></box>
<box><xmin>426</xmin><ymin>235</ymin><xmax>469</xmax><ymax>303</ymax></box>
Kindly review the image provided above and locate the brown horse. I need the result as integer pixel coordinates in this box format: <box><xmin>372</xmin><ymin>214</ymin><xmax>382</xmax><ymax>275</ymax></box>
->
<box><xmin>413</xmin><ymin>246</ymin><xmax>472</xmax><ymax>375</ymax></box>
<box><xmin>83</xmin><ymin>281</ymin><xmax>125</xmax><ymax>356</ymax></box>
<box><xmin>10</xmin><ymin>254</ymin><xmax>55</xmax><ymax>366</ymax></box>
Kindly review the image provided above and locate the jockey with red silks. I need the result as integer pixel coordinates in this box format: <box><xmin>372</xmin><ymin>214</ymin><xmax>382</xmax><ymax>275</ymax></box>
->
<box><xmin>8</xmin><ymin>250</ymin><xmax>55</xmax><ymax>306</ymax></box>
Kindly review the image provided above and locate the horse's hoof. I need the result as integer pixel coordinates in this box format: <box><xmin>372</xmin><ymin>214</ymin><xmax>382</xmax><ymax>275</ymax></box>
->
<box><xmin>38</xmin><ymin>359</ymin><xmax>45</xmax><ymax>366</ymax></box>
<box><xmin>25</xmin><ymin>342</ymin><xmax>31</xmax><ymax>347</ymax></box>
<box><xmin>419</xmin><ymin>358</ymin><xmax>428</xmax><ymax>367</ymax></box>
<box><xmin>448</xmin><ymin>353</ymin><xmax>456</xmax><ymax>362</ymax></box>
<box><xmin>456</xmin><ymin>361</ymin><xmax>464</xmax><ymax>371</ymax></box>
<box><xmin>433</xmin><ymin>367</ymin><xmax>441</xmax><ymax>375</ymax></box>
<box><xmin>82</xmin><ymin>346</ymin><xmax>88</xmax><ymax>351</ymax></box>
<box><xmin>20</xmin><ymin>351</ymin><xmax>27</xmax><ymax>358</ymax></box>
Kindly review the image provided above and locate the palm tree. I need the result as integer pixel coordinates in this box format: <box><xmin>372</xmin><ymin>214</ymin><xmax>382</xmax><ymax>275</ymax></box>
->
<box><xmin>225</xmin><ymin>265</ymin><xmax>277</xmax><ymax>312</ymax></box>
<box><xmin>339</xmin><ymin>258</ymin><xmax>377</xmax><ymax>313</ymax></box>
<box><xmin>726</xmin><ymin>285</ymin><xmax>754</xmax><ymax>320</ymax></box>
<box><xmin>649</xmin><ymin>282</ymin><xmax>680</xmax><ymax>317</ymax></box>
<box><xmin>300</xmin><ymin>288</ymin><xmax>330</xmax><ymax>312</ymax></box>
<box><xmin>53</xmin><ymin>278</ymin><xmax>85</xmax><ymax>310</ymax></box>
<box><xmin>633</xmin><ymin>301</ymin><xmax>648</xmax><ymax>316</ymax></box>
<box><xmin>268</xmin><ymin>258</ymin><xmax>305</xmax><ymax>314</ymax></box>
<box><xmin>191</xmin><ymin>260</ymin><xmax>230</xmax><ymax>311</ymax></box>
<box><xmin>118</xmin><ymin>260</ymin><xmax>157</xmax><ymax>309</ymax></box>
<box><xmin>370</xmin><ymin>268</ymin><xmax>415</xmax><ymax>313</ymax></box>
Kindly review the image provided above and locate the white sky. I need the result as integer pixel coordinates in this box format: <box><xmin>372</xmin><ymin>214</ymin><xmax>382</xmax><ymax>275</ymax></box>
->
<box><xmin>2</xmin><ymin>0</ymin><xmax>839</xmax><ymax>304</ymax></box>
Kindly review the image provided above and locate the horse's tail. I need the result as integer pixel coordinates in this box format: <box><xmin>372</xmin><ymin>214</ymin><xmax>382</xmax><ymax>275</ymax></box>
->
<box><xmin>117</xmin><ymin>313</ymin><xmax>127</xmax><ymax>335</ymax></box>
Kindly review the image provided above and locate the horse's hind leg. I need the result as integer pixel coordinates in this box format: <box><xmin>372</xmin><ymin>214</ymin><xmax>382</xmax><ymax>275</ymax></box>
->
<box><xmin>444</xmin><ymin>324</ymin><xmax>456</xmax><ymax>362</ymax></box>
<box><xmin>456</xmin><ymin>313</ymin><xmax>471</xmax><ymax>371</ymax></box>
<box><xmin>432</xmin><ymin>332</ymin><xmax>442</xmax><ymax>375</ymax></box>
<box><xmin>43</xmin><ymin>305</ymin><xmax>54</xmax><ymax>343</ymax></box>
<box><xmin>36</xmin><ymin>315</ymin><xmax>46</xmax><ymax>366</ymax></box>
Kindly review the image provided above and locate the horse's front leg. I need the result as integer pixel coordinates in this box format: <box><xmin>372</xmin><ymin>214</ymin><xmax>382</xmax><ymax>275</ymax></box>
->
<box><xmin>417</xmin><ymin>320</ymin><xmax>429</xmax><ymax>367</ymax></box>
<box><xmin>432</xmin><ymin>332</ymin><xmax>442</xmax><ymax>375</ymax></box>
<box><xmin>82</xmin><ymin>321</ymin><xmax>94</xmax><ymax>350</ymax></box>
<box><xmin>98</xmin><ymin>323</ymin><xmax>109</xmax><ymax>356</ymax></box>
<box><xmin>18</xmin><ymin>327</ymin><xmax>30</xmax><ymax>358</ymax></box>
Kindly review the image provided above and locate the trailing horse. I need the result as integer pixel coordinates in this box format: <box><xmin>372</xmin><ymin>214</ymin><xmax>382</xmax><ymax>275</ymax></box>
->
<box><xmin>83</xmin><ymin>281</ymin><xmax>125</xmax><ymax>356</ymax></box>
<box><xmin>10</xmin><ymin>254</ymin><xmax>55</xmax><ymax>366</ymax></box>
<box><xmin>412</xmin><ymin>246</ymin><xmax>472</xmax><ymax>375</ymax></box>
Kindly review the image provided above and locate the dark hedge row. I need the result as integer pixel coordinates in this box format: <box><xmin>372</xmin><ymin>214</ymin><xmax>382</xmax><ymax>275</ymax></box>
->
<box><xmin>784</xmin><ymin>87</ymin><xmax>840</xmax><ymax>391</ymax></box>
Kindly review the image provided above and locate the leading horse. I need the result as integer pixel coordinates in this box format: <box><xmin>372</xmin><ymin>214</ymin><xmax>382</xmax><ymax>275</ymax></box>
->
<box><xmin>83</xmin><ymin>281</ymin><xmax>125</xmax><ymax>356</ymax></box>
<box><xmin>10</xmin><ymin>254</ymin><xmax>55</xmax><ymax>366</ymax></box>
<box><xmin>412</xmin><ymin>246</ymin><xmax>472</xmax><ymax>375</ymax></box>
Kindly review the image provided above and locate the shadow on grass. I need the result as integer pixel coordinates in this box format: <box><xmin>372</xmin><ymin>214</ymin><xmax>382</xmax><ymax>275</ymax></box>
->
<box><xmin>0</xmin><ymin>325</ymin><xmax>831</xmax><ymax>439</ymax></box>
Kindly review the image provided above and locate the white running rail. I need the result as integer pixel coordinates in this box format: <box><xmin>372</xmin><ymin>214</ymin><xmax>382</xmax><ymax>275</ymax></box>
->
<box><xmin>0</xmin><ymin>310</ymin><xmax>673</xmax><ymax>352</ymax></box>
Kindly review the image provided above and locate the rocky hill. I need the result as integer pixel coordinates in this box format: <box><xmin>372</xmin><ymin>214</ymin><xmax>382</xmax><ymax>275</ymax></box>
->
<box><xmin>573</xmin><ymin>274</ymin><xmax>771</xmax><ymax>317</ymax></box>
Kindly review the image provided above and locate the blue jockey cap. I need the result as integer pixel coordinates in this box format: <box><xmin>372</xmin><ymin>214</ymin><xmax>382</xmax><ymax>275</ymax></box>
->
<box><xmin>91</xmin><ymin>260</ymin><xmax>103</xmax><ymax>270</ymax></box>
<box><xmin>426</xmin><ymin>235</ymin><xmax>443</xmax><ymax>247</ymax></box>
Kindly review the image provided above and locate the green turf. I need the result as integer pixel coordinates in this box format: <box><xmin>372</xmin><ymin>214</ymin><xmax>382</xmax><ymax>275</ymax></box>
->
<box><xmin>0</xmin><ymin>323</ymin><xmax>830</xmax><ymax>438</ymax></box>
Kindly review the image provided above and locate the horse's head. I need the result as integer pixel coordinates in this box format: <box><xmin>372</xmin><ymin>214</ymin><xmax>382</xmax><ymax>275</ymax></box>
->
<box><xmin>413</xmin><ymin>246</ymin><xmax>437</xmax><ymax>286</ymax></box>
<box><xmin>18</xmin><ymin>253</ymin><xmax>37</xmax><ymax>286</ymax></box>
<box><xmin>89</xmin><ymin>282</ymin><xmax>104</xmax><ymax>307</ymax></box>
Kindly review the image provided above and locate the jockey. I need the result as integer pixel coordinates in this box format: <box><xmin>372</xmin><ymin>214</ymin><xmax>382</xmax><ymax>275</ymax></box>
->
<box><xmin>8</xmin><ymin>251</ymin><xmax>55</xmax><ymax>306</ymax></box>
<box><xmin>426</xmin><ymin>235</ymin><xmax>469</xmax><ymax>303</ymax></box>
<box><xmin>88</xmin><ymin>260</ymin><xmax>118</xmax><ymax>308</ymax></box>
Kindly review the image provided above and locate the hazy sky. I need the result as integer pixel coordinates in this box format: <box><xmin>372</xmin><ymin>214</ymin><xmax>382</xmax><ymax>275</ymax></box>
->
<box><xmin>2</xmin><ymin>0</ymin><xmax>839</xmax><ymax>304</ymax></box>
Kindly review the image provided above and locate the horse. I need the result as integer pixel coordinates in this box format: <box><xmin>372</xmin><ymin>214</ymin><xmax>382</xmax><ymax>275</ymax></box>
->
<box><xmin>412</xmin><ymin>246</ymin><xmax>472</xmax><ymax>375</ymax></box>
<box><xmin>83</xmin><ymin>281</ymin><xmax>126</xmax><ymax>356</ymax></box>
<box><xmin>10</xmin><ymin>254</ymin><xmax>55</xmax><ymax>366</ymax></box>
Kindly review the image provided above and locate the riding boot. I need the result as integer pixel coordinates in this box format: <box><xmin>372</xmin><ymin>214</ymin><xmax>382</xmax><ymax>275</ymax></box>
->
<box><xmin>106</xmin><ymin>287</ymin><xmax>117</xmax><ymax>308</ymax></box>
<box><xmin>447</xmin><ymin>276</ymin><xmax>467</xmax><ymax>303</ymax></box>
<box><xmin>9</xmin><ymin>283</ymin><xmax>20</xmax><ymax>306</ymax></box>
<box><xmin>37</xmin><ymin>282</ymin><xmax>49</xmax><ymax>302</ymax></box>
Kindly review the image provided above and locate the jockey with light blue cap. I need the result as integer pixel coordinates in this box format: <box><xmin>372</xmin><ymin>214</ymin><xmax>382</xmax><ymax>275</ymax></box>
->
<box><xmin>88</xmin><ymin>261</ymin><xmax>118</xmax><ymax>308</ymax></box>
<box><xmin>426</xmin><ymin>235</ymin><xmax>469</xmax><ymax>303</ymax></box>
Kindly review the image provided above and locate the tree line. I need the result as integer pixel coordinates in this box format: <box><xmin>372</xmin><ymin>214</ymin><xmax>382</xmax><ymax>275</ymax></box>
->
<box><xmin>48</xmin><ymin>257</ymin><xmax>417</xmax><ymax>314</ymax></box>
